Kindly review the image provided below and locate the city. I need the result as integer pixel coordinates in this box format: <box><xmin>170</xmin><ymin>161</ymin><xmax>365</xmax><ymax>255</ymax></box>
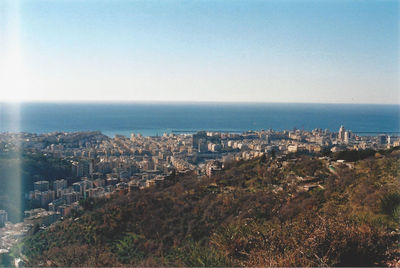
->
<box><xmin>0</xmin><ymin>126</ymin><xmax>398</xmax><ymax>259</ymax></box>
<box><xmin>0</xmin><ymin>0</ymin><xmax>398</xmax><ymax>266</ymax></box>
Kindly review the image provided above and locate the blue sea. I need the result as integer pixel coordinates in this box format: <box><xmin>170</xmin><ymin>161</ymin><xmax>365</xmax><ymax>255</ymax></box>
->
<box><xmin>0</xmin><ymin>102</ymin><xmax>399</xmax><ymax>137</ymax></box>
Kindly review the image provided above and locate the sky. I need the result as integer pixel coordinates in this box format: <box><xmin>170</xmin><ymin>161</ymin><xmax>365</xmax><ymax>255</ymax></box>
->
<box><xmin>0</xmin><ymin>0</ymin><xmax>399</xmax><ymax>104</ymax></box>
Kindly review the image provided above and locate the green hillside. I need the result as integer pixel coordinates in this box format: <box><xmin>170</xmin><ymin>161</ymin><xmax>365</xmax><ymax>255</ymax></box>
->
<box><xmin>21</xmin><ymin>150</ymin><xmax>400</xmax><ymax>266</ymax></box>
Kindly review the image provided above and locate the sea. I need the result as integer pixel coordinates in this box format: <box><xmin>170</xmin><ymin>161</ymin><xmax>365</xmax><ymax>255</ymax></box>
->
<box><xmin>0</xmin><ymin>102</ymin><xmax>399</xmax><ymax>137</ymax></box>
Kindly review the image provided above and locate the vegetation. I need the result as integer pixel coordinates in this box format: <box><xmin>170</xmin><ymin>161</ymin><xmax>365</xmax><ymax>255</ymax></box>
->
<box><xmin>0</xmin><ymin>253</ymin><xmax>13</xmax><ymax>267</ymax></box>
<box><xmin>332</xmin><ymin>146</ymin><xmax>400</xmax><ymax>162</ymax></box>
<box><xmin>22</xmin><ymin>149</ymin><xmax>400</xmax><ymax>266</ymax></box>
<box><xmin>333</xmin><ymin>148</ymin><xmax>376</xmax><ymax>162</ymax></box>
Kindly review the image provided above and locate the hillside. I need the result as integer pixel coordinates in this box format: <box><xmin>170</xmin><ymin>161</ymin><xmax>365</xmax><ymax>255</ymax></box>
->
<box><xmin>21</xmin><ymin>150</ymin><xmax>400</xmax><ymax>266</ymax></box>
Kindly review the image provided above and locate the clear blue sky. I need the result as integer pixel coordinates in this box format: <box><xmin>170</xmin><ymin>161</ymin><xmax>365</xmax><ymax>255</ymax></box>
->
<box><xmin>0</xmin><ymin>0</ymin><xmax>399</xmax><ymax>103</ymax></box>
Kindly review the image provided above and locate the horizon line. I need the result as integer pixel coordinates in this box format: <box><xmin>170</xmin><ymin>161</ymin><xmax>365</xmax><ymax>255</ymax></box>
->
<box><xmin>1</xmin><ymin>100</ymin><xmax>399</xmax><ymax>106</ymax></box>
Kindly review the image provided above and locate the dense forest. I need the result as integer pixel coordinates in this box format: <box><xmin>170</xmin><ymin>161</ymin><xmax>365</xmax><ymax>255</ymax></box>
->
<box><xmin>20</xmin><ymin>148</ymin><xmax>400</xmax><ymax>266</ymax></box>
<box><xmin>0</xmin><ymin>152</ymin><xmax>72</xmax><ymax>222</ymax></box>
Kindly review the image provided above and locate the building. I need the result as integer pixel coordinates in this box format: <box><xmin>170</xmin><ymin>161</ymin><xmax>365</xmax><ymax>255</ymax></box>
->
<box><xmin>288</xmin><ymin>145</ymin><xmax>298</xmax><ymax>153</ymax></box>
<box><xmin>48</xmin><ymin>198</ymin><xmax>66</xmax><ymax>211</ymax></box>
<box><xmin>24</xmin><ymin>210</ymin><xmax>61</xmax><ymax>227</ymax></box>
<box><xmin>128</xmin><ymin>181</ymin><xmax>140</xmax><ymax>192</ymax></box>
<box><xmin>63</xmin><ymin>192</ymin><xmax>80</xmax><ymax>204</ymax></box>
<box><xmin>33</xmin><ymin>190</ymin><xmax>55</xmax><ymax>207</ymax></box>
<box><xmin>197</xmin><ymin>139</ymin><xmax>208</xmax><ymax>153</ymax></box>
<box><xmin>0</xmin><ymin>210</ymin><xmax>8</xmax><ymax>227</ymax></box>
<box><xmin>378</xmin><ymin>135</ymin><xmax>387</xmax><ymax>145</ymax></box>
<box><xmin>154</xmin><ymin>176</ymin><xmax>165</xmax><ymax>188</ymax></box>
<box><xmin>53</xmin><ymin>179</ymin><xmax>68</xmax><ymax>198</ymax></box>
<box><xmin>53</xmin><ymin>179</ymin><xmax>67</xmax><ymax>191</ymax></box>
<box><xmin>34</xmin><ymin>181</ymin><xmax>49</xmax><ymax>192</ymax></box>
<box><xmin>87</xmin><ymin>187</ymin><xmax>105</xmax><ymax>198</ymax></box>
<box><xmin>206</xmin><ymin>160</ymin><xmax>222</xmax><ymax>177</ymax></box>
<box><xmin>73</xmin><ymin>180</ymin><xmax>93</xmax><ymax>198</ymax></box>
<box><xmin>192</xmin><ymin>131</ymin><xmax>207</xmax><ymax>150</ymax></box>
<box><xmin>338</xmin><ymin>125</ymin><xmax>345</xmax><ymax>142</ymax></box>
<box><xmin>72</xmin><ymin>161</ymin><xmax>90</xmax><ymax>177</ymax></box>
<box><xmin>24</xmin><ymin>208</ymin><xmax>46</xmax><ymax>218</ymax></box>
<box><xmin>344</xmin><ymin>131</ymin><xmax>350</xmax><ymax>144</ymax></box>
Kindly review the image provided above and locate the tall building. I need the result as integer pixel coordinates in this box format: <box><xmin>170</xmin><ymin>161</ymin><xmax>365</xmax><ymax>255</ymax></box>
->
<box><xmin>192</xmin><ymin>131</ymin><xmax>207</xmax><ymax>150</ymax></box>
<box><xmin>72</xmin><ymin>161</ymin><xmax>90</xmax><ymax>177</ymax></box>
<box><xmin>198</xmin><ymin>139</ymin><xmax>208</xmax><ymax>153</ymax></box>
<box><xmin>73</xmin><ymin>180</ymin><xmax>93</xmax><ymax>197</ymax></box>
<box><xmin>63</xmin><ymin>192</ymin><xmax>80</xmax><ymax>204</ymax></box>
<box><xmin>34</xmin><ymin>181</ymin><xmax>50</xmax><ymax>192</ymax></box>
<box><xmin>344</xmin><ymin>131</ymin><xmax>350</xmax><ymax>144</ymax></box>
<box><xmin>73</xmin><ymin>181</ymin><xmax>85</xmax><ymax>196</ymax></box>
<box><xmin>378</xmin><ymin>135</ymin><xmax>387</xmax><ymax>145</ymax></box>
<box><xmin>53</xmin><ymin>179</ymin><xmax>68</xmax><ymax>198</ymax></box>
<box><xmin>0</xmin><ymin>210</ymin><xmax>8</xmax><ymax>227</ymax></box>
<box><xmin>34</xmin><ymin>190</ymin><xmax>55</xmax><ymax>207</ymax></box>
<box><xmin>338</xmin><ymin>125</ymin><xmax>345</xmax><ymax>142</ymax></box>
<box><xmin>53</xmin><ymin>179</ymin><xmax>67</xmax><ymax>191</ymax></box>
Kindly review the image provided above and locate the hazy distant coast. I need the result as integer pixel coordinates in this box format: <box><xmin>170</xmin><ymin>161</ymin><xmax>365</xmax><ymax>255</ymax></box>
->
<box><xmin>1</xmin><ymin>102</ymin><xmax>399</xmax><ymax>137</ymax></box>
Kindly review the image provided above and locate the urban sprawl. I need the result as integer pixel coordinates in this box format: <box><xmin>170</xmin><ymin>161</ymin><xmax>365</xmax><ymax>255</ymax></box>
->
<box><xmin>0</xmin><ymin>126</ymin><xmax>399</xmax><ymax>256</ymax></box>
